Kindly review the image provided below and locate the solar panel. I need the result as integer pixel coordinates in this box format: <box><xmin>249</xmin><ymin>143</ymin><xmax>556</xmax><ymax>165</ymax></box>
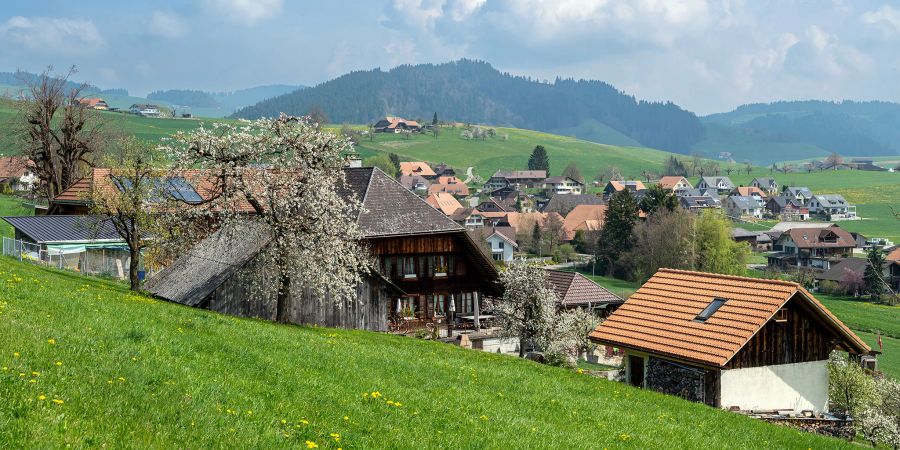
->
<box><xmin>166</xmin><ymin>177</ymin><xmax>203</xmax><ymax>204</ymax></box>
<box><xmin>111</xmin><ymin>175</ymin><xmax>202</xmax><ymax>204</ymax></box>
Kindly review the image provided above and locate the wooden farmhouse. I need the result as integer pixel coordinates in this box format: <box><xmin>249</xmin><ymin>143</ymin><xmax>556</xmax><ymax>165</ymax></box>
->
<box><xmin>590</xmin><ymin>269</ymin><xmax>870</xmax><ymax>413</ymax></box>
<box><xmin>144</xmin><ymin>167</ymin><xmax>501</xmax><ymax>332</ymax></box>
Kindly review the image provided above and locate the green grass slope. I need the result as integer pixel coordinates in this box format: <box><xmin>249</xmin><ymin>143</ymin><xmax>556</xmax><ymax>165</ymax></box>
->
<box><xmin>692</xmin><ymin>123</ymin><xmax>830</xmax><ymax>165</ymax></box>
<box><xmin>0</xmin><ymin>257</ymin><xmax>849</xmax><ymax>448</ymax></box>
<box><xmin>357</xmin><ymin>127</ymin><xmax>678</xmax><ymax>180</ymax></box>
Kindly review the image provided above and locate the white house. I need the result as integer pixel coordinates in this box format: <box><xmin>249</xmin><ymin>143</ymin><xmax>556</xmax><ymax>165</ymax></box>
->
<box><xmin>808</xmin><ymin>194</ymin><xmax>857</xmax><ymax>220</ymax></box>
<box><xmin>750</xmin><ymin>177</ymin><xmax>779</xmax><ymax>196</ymax></box>
<box><xmin>782</xmin><ymin>187</ymin><xmax>813</xmax><ymax>206</ymax></box>
<box><xmin>696</xmin><ymin>176</ymin><xmax>735</xmax><ymax>195</ymax></box>
<box><xmin>468</xmin><ymin>226</ymin><xmax>517</xmax><ymax>262</ymax></box>
<box><xmin>129</xmin><ymin>104</ymin><xmax>160</xmax><ymax>117</ymax></box>
<box><xmin>724</xmin><ymin>195</ymin><xmax>763</xmax><ymax>220</ymax></box>
<box><xmin>590</xmin><ymin>269</ymin><xmax>871</xmax><ymax>413</ymax></box>
<box><xmin>543</xmin><ymin>176</ymin><xmax>583</xmax><ymax>195</ymax></box>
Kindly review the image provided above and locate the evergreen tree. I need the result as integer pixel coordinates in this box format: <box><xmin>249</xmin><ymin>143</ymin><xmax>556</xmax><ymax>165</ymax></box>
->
<box><xmin>432</xmin><ymin>112</ymin><xmax>438</xmax><ymax>125</ymax></box>
<box><xmin>561</xmin><ymin>162</ymin><xmax>584</xmax><ymax>184</ymax></box>
<box><xmin>528</xmin><ymin>145</ymin><xmax>550</xmax><ymax>174</ymax></box>
<box><xmin>596</xmin><ymin>189</ymin><xmax>638</xmax><ymax>276</ymax></box>
<box><xmin>388</xmin><ymin>153</ymin><xmax>401</xmax><ymax>173</ymax></box>
<box><xmin>865</xmin><ymin>246</ymin><xmax>886</xmax><ymax>299</ymax></box>
<box><xmin>531</xmin><ymin>222</ymin><xmax>542</xmax><ymax>255</ymax></box>
<box><xmin>639</xmin><ymin>184</ymin><xmax>678</xmax><ymax>215</ymax></box>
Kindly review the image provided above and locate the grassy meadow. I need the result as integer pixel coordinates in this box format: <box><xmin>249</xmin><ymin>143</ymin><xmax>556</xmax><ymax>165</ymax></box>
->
<box><xmin>0</xmin><ymin>256</ymin><xmax>853</xmax><ymax>448</ymax></box>
<box><xmin>0</xmin><ymin>195</ymin><xmax>33</xmax><ymax>239</ymax></box>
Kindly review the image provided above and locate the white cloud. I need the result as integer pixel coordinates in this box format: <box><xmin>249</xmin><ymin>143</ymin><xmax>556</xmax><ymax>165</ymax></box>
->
<box><xmin>203</xmin><ymin>0</ymin><xmax>284</xmax><ymax>26</ymax></box>
<box><xmin>150</xmin><ymin>11</ymin><xmax>189</xmax><ymax>39</ymax></box>
<box><xmin>860</xmin><ymin>5</ymin><xmax>900</xmax><ymax>33</ymax></box>
<box><xmin>447</xmin><ymin>0</ymin><xmax>487</xmax><ymax>21</ymax></box>
<box><xmin>390</xmin><ymin>0</ymin><xmax>444</xmax><ymax>30</ymax></box>
<box><xmin>0</xmin><ymin>16</ymin><xmax>104</xmax><ymax>54</ymax></box>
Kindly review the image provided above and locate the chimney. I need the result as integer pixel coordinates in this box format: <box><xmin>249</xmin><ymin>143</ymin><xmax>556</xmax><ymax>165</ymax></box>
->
<box><xmin>347</xmin><ymin>153</ymin><xmax>362</xmax><ymax>168</ymax></box>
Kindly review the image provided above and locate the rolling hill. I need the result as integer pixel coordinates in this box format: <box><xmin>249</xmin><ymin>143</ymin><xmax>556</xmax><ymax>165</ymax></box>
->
<box><xmin>0</xmin><ymin>256</ymin><xmax>852</xmax><ymax>448</ymax></box>
<box><xmin>232</xmin><ymin>59</ymin><xmax>704</xmax><ymax>153</ymax></box>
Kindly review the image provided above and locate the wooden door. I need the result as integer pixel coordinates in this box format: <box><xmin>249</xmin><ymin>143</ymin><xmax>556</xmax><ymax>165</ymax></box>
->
<box><xmin>628</xmin><ymin>355</ymin><xmax>645</xmax><ymax>388</ymax></box>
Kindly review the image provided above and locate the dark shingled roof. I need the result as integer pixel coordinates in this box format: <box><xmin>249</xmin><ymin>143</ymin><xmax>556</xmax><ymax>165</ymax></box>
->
<box><xmin>540</xmin><ymin>194</ymin><xmax>604</xmax><ymax>215</ymax></box>
<box><xmin>815</xmin><ymin>257</ymin><xmax>868</xmax><ymax>283</ymax></box>
<box><xmin>143</xmin><ymin>222</ymin><xmax>271</xmax><ymax>306</ymax></box>
<box><xmin>545</xmin><ymin>269</ymin><xmax>623</xmax><ymax>307</ymax></box>
<box><xmin>2</xmin><ymin>215</ymin><xmax>124</xmax><ymax>243</ymax></box>
<box><xmin>344</xmin><ymin>167</ymin><xmax>462</xmax><ymax>237</ymax></box>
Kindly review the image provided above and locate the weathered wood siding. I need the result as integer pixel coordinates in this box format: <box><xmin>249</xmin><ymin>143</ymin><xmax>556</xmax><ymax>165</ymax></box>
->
<box><xmin>203</xmin><ymin>257</ymin><xmax>389</xmax><ymax>331</ymax></box>
<box><xmin>726</xmin><ymin>295</ymin><xmax>835</xmax><ymax>369</ymax></box>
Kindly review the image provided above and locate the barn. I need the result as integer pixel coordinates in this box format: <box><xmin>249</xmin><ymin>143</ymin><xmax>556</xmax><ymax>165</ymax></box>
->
<box><xmin>589</xmin><ymin>269</ymin><xmax>870</xmax><ymax>412</ymax></box>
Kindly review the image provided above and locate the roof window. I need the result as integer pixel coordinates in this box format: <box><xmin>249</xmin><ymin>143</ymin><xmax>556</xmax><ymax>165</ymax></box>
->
<box><xmin>695</xmin><ymin>298</ymin><xmax>727</xmax><ymax>322</ymax></box>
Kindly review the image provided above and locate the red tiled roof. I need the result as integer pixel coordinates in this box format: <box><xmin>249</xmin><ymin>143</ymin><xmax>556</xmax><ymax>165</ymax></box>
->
<box><xmin>590</xmin><ymin>269</ymin><xmax>869</xmax><ymax>367</ymax></box>
<box><xmin>425</xmin><ymin>192</ymin><xmax>464</xmax><ymax>216</ymax></box>
<box><xmin>399</xmin><ymin>162</ymin><xmax>436</xmax><ymax>177</ymax></box>
<box><xmin>734</xmin><ymin>186</ymin><xmax>767</xmax><ymax>197</ymax></box>
<box><xmin>785</xmin><ymin>227</ymin><xmax>856</xmax><ymax>249</ymax></box>
<box><xmin>562</xmin><ymin>204</ymin><xmax>607</xmax><ymax>240</ymax></box>
<box><xmin>545</xmin><ymin>269</ymin><xmax>622</xmax><ymax>307</ymax></box>
<box><xmin>0</xmin><ymin>156</ymin><xmax>30</xmax><ymax>179</ymax></box>
<box><xmin>658</xmin><ymin>176</ymin><xmax>691</xmax><ymax>190</ymax></box>
<box><xmin>427</xmin><ymin>182</ymin><xmax>469</xmax><ymax>196</ymax></box>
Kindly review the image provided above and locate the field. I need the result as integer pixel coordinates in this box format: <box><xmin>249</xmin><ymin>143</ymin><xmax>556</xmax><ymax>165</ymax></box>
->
<box><xmin>0</xmin><ymin>257</ymin><xmax>850</xmax><ymax>448</ymax></box>
<box><xmin>0</xmin><ymin>195</ymin><xmax>33</xmax><ymax>239</ymax></box>
<box><xmin>355</xmin><ymin>127</ymin><xmax>680</xmax><ymax>180</ymax></box>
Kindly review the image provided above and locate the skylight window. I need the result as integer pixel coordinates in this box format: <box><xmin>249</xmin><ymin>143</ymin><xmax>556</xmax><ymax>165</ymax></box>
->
<box><xmin>695</xmin><ymin>298</ymin><xmax>726</xmax><ymax>322</ymax></box>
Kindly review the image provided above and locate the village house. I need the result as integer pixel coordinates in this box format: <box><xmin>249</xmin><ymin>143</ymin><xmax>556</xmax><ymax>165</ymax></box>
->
<box><xmin>539</xmin><ymin>193</ymin><xmax>604</xmax><ymax>216</ymax></box>
<box><xmin>129</xmin><ymin>104</ymin><xmax>160</xmax><ymax>117</ymax></box>
<box><xmin>432</xmin><ymin>162</ymin><xmax>456</xmax><ymax>178</ymax></box>
<box><xmin>144</xmin><ymin>167</ymin><xmax>501</xmax><ymax>332</ymax></box>
<box><xmin>813</xmin><ymin>257</ymin><xmax>868</xmax><ymax>293</ymax></box>
<box><xmin>657</xmin><ymin>176</ymin><xmax>693</xmax><ymax>192</ymax></box>
<box><xmin>732</xmin><ymin>186</ymin><xmax>767</xmax><ymax>205</ymax></box>
<box><xmin>808</xmin><ymin>194</ymin><xmax>857</xmax><ymax>220</ymax></box>
<box><xmin>449</xmin><ymin>208</ymin><xmax>486</xmax><ymax>228</ymax></box>
<box><xmin>468</xmin><ymin>226</ymin><xmax>517</xmax><ymax>262</ymax></box>
<box><xmin>77</xmin><ymin>98</ymin><xmax>109</xmax><ymax>110</ymax></box>
<box><xmin>544</xmin><ymin>269</ymin><xmax>623</xmax><ymax>317</ymax></box>
<box><xmin>0</xmin><ymin>156</ymin><xmax>36</xmax><ymax>192</ymax></box>
<box><xmin>696</xmin><ymin>176</ymin><xmax>735</xmax><ymax>195</ymax></box>
<box><xmin>427</xmin><ymin>176</ymin><xmax>469</xmax><ymax>196</ymax></box>
<box><xmin>475</xmin><ymin>197</ymin><xmax>509</xmax><ymax>213</ymax></box>
<box><xmin>373</xmin><ymin>117</ymin><xmax>422</xmax><ymax>133</ymax></box>
<box><xmin>485</xmin><ymin>187</ymin><xmax>519</xmax><ymax>212</ymax></box>
<box><xmin>767</xmin><ymin>225</ymin><xmax>857</xmax><ymax>271</ymax></box>
<box><xmin>590</xmin><ymin>269</ymin><xmax>870</xmax><ymax>412</ymax></box>
<box><xmin>724</xmin><ymin>195</ymin><xmax>763</xmax><ymax>220</ymax></box>
<box><xmin>731</xmin><ymin>228</ymin><xmax>772</xmax><ymax>251</ymax></box>
<box><xmin>484</xmin><ymin>170</ymin><xmax>547</xmax><ymax>190</ymax></box>
<box><xmin>562</xmin><ymin>204</ymin><xmax>607</xmax><ymax>241</ymax></box>
<box><xmin>782</xmin><ymin>187</ymin><xmax>813</xmax><ymax>206</ymax></box>
<box><xmin>602</xmin><ymin>180</ymin><xmax>646</xmax><ymax>199</ymax></box>
<box><xmin>679</xmin><ymin>195</ymin><xmax>721</xmax><ymax>213</ymax></box>
<box><xmin>398</xmin><ymin>174</ymin><xmax>430</xmax><ymax>193</ymax></box>
<box><xmin>750</xmin><ymin>177</ymin><xmax>779</xmax><ymax>196</ymax></box>
<box><xmin>766</xmin><ymin>196</ymin><xmax>810</xmax><ymax>221</ymax></box>
<box><xmin>425</xmin><ymin>192</ymin><xmax>464</xmax><ymax>216</ymax></box>
<box><xmin>399</xmin><ymin>162</ymin><xmax>437</xmax><ymax>179</ymax></box>
<box><xmin>542</xmin><ymin>176</ymin><xmax>584</xmax><ymax>195</ymax></box>
<box><xmin>887</xmin><ymin>246</ymin><xmax>900</xmax><ymax>290</ymax></box>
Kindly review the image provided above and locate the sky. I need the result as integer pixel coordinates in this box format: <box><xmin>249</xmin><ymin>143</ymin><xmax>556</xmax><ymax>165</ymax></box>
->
<box><xmin>2</xmin><ymin>0</ymin><xmax>900</xmax><ymax>115</ymax></box>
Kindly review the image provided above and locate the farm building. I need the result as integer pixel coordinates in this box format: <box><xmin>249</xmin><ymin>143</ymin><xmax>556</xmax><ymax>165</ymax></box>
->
<box><xmin>373</xmin><ymin>117</ymin><xmax>422</xmax><ymax>133</ymax></box>
<box><xmin>590</xmin><ymin>269</ymin><xmax>870</xmax><ymax>412</ymax></box>
<box><xmin>144</xmin><ymin>167</ymin><xmax>501</xmax><ymax>332</ymax></box>
<box><xmin>544</xmin><ymin>269</ymin><xmax>623</xmax><ymax>317</ymax></box>
<box><xmin>0</xmin><ymin>156</ymin><xmax>36</xmax><ymax>192</ymax></box>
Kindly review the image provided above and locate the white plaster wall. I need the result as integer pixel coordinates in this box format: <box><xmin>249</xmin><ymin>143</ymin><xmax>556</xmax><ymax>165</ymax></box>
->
<box><xmin>720</xmin><ymin>360</ymin><xmax>829</xmax><ymax>412</ymax></box>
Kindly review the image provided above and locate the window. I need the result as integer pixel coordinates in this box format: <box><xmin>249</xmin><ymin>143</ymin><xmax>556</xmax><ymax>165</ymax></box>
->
<box><xmin>434</xmin><ymin>294</ymin><xmax>446</xmax><ymax>317</ymax></box>
<box><xmin>775</xmin><ymin>308</ymin><xmax>788</xmax><ymax>323</ymax></box>
<box><xmin>401</xmin><ymin>297</ymin><xmax>417</xmax><ymax>317</ymax></box>
<box><xmin>492</xmin><ymin>253</ymin><xmax>503</xmax><ymax>262</ymax></box>
<box><xmin>433</xmin><ymin>255</ymin><xmax>448</xmax><ymax>277</ymax></box>
<box><xmin>403</xmin><ymin>257</ymin><xmax>417</xmax><ymax>279</ymax></box>
<box><xmin>695</xmin><ymin>298</ymin><xmax>726</xmax><ymax>322</ymax></box>
<box><xmin>498</xmin><ymin>241</ymin><xmax>505</xmax><ymax>250</ymax></box>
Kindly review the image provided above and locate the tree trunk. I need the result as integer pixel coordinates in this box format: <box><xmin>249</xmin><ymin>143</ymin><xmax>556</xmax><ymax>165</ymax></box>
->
<box><xmin>128</xmin><ymin>248</ymin><xmax>140</xmax><ymax>291</ymax></box>
<box><xmin>276</xmin><ymin>272</ymin><xmax>292</xmax><ymax>323</ymax></box>
<box><xmin>519</xmin><ymin>331</ymin><xmax>527</xmax><ymax>358</ymax></box>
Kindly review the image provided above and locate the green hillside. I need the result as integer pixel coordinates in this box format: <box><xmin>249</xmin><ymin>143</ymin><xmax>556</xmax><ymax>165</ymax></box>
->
<box><xmin>357</xmin><ymin>127</ymin><xmax>677</xmax><ymax>180</ymax></box>
<box><xmin>0</xmin><ymin>257</ymin><xmax>850</xmax><ymax>448</ymax></box>
<box><xmin>692</xmin><ymin>123</ymin><xmax>831</xmax><ymax>165</ymax></box>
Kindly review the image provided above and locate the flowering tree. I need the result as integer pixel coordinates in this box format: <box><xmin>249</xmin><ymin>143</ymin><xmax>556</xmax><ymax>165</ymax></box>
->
<box><xmin>491</xmin><ymin>264</ymin><xmax>593</xmax><ymax>365</ymax></box>
<box><xmin>162</xmin><ymin>114</ymin><xmax>370</xmax><ymax>323</ymax></box>
<box><xmin>828</xmin><ymin>352</ymin><xmax>878</xmax><ymax>419</ymax></box>
<box><xmin>857</xmin><ymin>378</ymin><xmax>900</xmax><ymax>448</ymax></box>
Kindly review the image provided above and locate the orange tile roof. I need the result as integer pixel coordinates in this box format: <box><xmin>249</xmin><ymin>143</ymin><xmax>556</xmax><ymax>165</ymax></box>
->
<box><xmin>399</xmin><ymin>162</ymin><xmax>436</xmax><ymax>177</ymax></box>
<box><xmin>608</xmin><ymin>180</ymin><xmax>646</xmax><ymax>191</ymax></box>
<box><xmin>0</xmin><ymin>156</ymin><xmax>30</xmax><ymax>179</ymax></box>
<box><xmin>657</xmin><ymin>176</ymin><xmax>691</xmax><ymax>190</ymax></box>
<box><xmin>590</xmin><ymin>269</ymin><xmax>869</xmax><ymax>367</ymax></box>
<box><xmin>427</xmin><ymin>182</ymin><xmax>469</xmax><ymax>196</ymax></box>
<box><xmin>425</xmin><ymin>192</ymin><xmax>464</xmax><ymax>216</ymax></box>
<box><xmin>734</xmin><ymin>186</ymin><xmax>767</xmax><ymax>197</ymax></box>
<box><xmin>563</xmin><ymin>204</ymin><xmax>607</xmax><ymax>240</ymax></box>
<box><xmin>886</xmin><ymin>246</ymin><xmax>900</xmax><ymax>262</ymax></box>
<box><xmin>504</xmin><ymin>212</ymin><xmax>562</xmax><ymax>234</ymax></box>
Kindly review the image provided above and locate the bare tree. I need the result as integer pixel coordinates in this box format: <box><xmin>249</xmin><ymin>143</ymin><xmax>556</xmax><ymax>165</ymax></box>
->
<box><xmin>163</xmin><ymin>114</ymin><xmax>370</xmax><ymax>323</ymax></box>
<box><xmin>307</xmin><ymin>104</ymin><xmax>329</xmax><ymax>129</ymax></box>
<box><xmin>15</xmin><ymin>66</ymin><xmax>108</xmax><ymax>204</ymax></box>
<box><xmin>87</xmin><ymin>138</ymin><xmax>158</xmax><ymax>290</ymax></box>
<box><xmin>826</xmin><ymin>151</ymin><xmax>843</xmax><ymax>169</ymax></box>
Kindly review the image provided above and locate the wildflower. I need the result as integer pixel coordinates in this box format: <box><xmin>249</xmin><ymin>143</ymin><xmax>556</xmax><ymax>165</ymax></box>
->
<box><xmin>343</xmin><ymin>416</ymin><xmax>349</xmax><ymax>421</ymax></box>
<box><xmin>330</xmin><ymin>433</ymin><xmax>341</xmax><ymax>441</ymax></box>
<box><xmin>246</xmin><ymin>410</ymin><xmax>252</xmax><ymax>415</ymax></box>
<box><xmin>305</xmin><ymin>440</ymin><xmax>318</xmax><ymax>449</ymax></box>
<box><xmin>37</xmin><ymin>395</ymin><xmax>46</xmax><ymax>401</ymax></box>
<box><xmin>55</xmin><ymin>361</ymin><xmax>62</xmax><ymax>366</ymax></box>
<box><xmin>1</xmin><ymin>367</ymin><xmax>7</xmax><ymax>371</ymax></box>
<box><xmin>31</xmin><ymin>371</ymin><xmax>40</xmax><ymax>377</ymax></box>
<box><xmin>47</xmin><ymin>339</ymin><xmax>55</xmax><ymax>345</ymax></box>
<box><xmin>386</xmin><ymin>400</ymin><xmax>395</xmax><ymax>406</ymax></box>
<box><xmin>13</xmin><ymin>352</ymin><xmax>19</xmax><ymax>358</ymax></box>
<box><xmin>371</xmin><ymin>391</ymin><xmax>382</xmax><ymax>398</ymax></box>
<box><xmin>29</xmin><ymin>379</ymin><xmax>36</xmax><ymax>383</ymax></box>
<box><xmin>52</xmin><ymin>399</ymin><xmax>64</xmax><ymax>405</ymax></box>
<box><xmin>394</xmin><ymin>402</ymin><xmax>402</xmax><ymax>407</ymax></box>
<box><xmin>281</xmin><ymin>419</ymin><xmax>287</xmax><ymax>424</ymax></box>
<box><xmin>118</xmin><ymin>377</ymin><xmax>126</xmax><ymax>382</ymax></box>
<box><xmin>618</xmin><ymin>434</ymin><xmax>631</xmax><ymax>442</ymax></box>
<box><xmin>299</xmin><ymin>419</ymin><xmax>309</xmax><ymax>425</ymax></box>
<box><xmin>577</xmin><ymin>368</ymin><xmax>584</xmax><ymax>374</ymax></box>
<box><xmin>362</xmin><ymin>392</ymin><xmax>369</xmax><ymax>398</ymax></box>
<box><xmin>480</xmin><ymin>415</ymin><xmax>488</xmax><ymax>421</ymax></box>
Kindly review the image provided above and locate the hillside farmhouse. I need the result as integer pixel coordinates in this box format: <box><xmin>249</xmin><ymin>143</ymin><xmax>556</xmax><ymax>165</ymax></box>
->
<box><xmin>782</xmin><ymin>187</ymin><xmax>813</xmax><ymax>206</ymax></box>
<box><xmin>425</xmin><ymin>192</ymin><xmax>464</xmax><ymax>216</ymax></box>
<box><xmin>399</xmin><ymin>162</ymin><xmax>436</xmax><ymax>179</ymax></box>
<box><xmin>468</xmin><ymin>226</ymin><xmax>517</xmax><ymax>262</ymax></box>
<box><xmin>0</xmin><ymin>156</ymin><xmax>36</xmax><ymax>192</ymax></box>
<box><xmin>129</xmin><ymin>104</ymin><xmax>160</xmax><ymax>116</ymax></box>
<box><xmin>484</xmin><ymin>170</ymin><xmax>547</xmax><ymax>190</ymax></box>
<box><xmin>590</xmin><ymin>269</ymin><xmax>870</xmax><ymax>412</ymax></box>
<box><xmin>144</xmin><ymin>167</ymin><xmax>501</xmax><ymax>332</ymax></box>
<box><xmin>77</xmin><ymin>98</ymin><xmax>109</xmax><ymax>110</ymax></box>
<box><xmin>374</xmin><ymin>117</ymin><xmax>422</xmax><ymax>133</ymax></box>
<box><xmin>543</xmin><ymin>176</ymin><xmax>583</xmax><ymax>195</ymax></box>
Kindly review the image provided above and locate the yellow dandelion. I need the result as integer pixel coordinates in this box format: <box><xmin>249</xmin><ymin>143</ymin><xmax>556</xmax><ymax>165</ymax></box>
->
<box><xmin>12</xmin><ymin>352</ymin><xmax>19</xmax><ymax>358</ymax></box>
<box><xmin>343</xmin><ymin>416</ymin><xmax>349</xmax><ymax>421</ymax></box>
<box><xmin>37</xmin><ymin>395</ymin><xmax>46</xmax><ymax>401</ymax></box>
<box><xmin>281</xmin><ymin>419</ymin><xmax>287</xmax><ymax>424</ymax></box>
<box><xmin>330</xmin><ymin>433</ymin><xmax>341</xmax><ymax>440</ymax></box>
<box><xmin>577</xmin><ymin>368</ymin><xmax>584</xmax><ymax>374</ymax></box>
<box><xmin>47</xmin><ymin>339</ymin><xmax>55</xmax><ymax>345</ymax></box>
<box><xmin>394</xmin><ymin>402</ymin><xmax>402</xmax><ymax>407</ymax></box>
<box><xmin>1</xmin><ymin>367</ymin><xmax>7</xmax><ymax>371</ymax></box>
<box><xmin>55</xmin><ymin>361</ymin><xmax>62</xmax><ymax>366</ymax></box>
<box><xmin>29</xmin><ymin>379</ymin><xmax>36</xmax><ymax>383</ymax></box>
<box><xmin>305</xmin><ymin>440</ymin><xmax>318</xmax><ymax>449</ymax></box>
<box><xmin>299</xmin><ymin>419</ymin><xmax>309</xmax><ymax>425</ymax></box>
<box><xmin>31</xmin><ymin>371</ymin><xmax>40</xmax><ymax>376</ymax></box>
<box><xmin>118</xmin><ymin>377</ymin><xmax>126</xmax><ymax>382</ymax></box>
<box><xmin>386</xmin><ymin>400</ymin><xmax>395</xmax><ymax>406</ymax></box>
<box><xmin>246</xmin><ymin>410</ymin><xmax>252</xmax><ymax>415</ymax></box>
<box><xmin>107</xmin><ymin>380</ymin><xmax>113</xmax><ymax>384</ymax></box>
<box><xmin>52</xmin><ymin>399</ymin><xmax>64</xmax><ymax>405</ymax></box>
<box><xmin>480</xmin><ymin>415</ymin><xmax>488</xmax><ymax>421</ymax></box>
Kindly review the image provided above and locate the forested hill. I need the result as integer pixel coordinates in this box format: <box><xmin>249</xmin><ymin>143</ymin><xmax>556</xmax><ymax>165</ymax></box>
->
<box><xmin>231</xmin><ymin>59</ymin><xmax>703</xmax><ymax>153</ymax></box>
<box><xmin>148</xmin><ymin>85</ymin><xmax>303</xmax><ymax>110</ymax></box>
<box><xmin>699</xmin><ymin>100</ymin><xmax>900</xmax><ymax>158</ymax></box>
